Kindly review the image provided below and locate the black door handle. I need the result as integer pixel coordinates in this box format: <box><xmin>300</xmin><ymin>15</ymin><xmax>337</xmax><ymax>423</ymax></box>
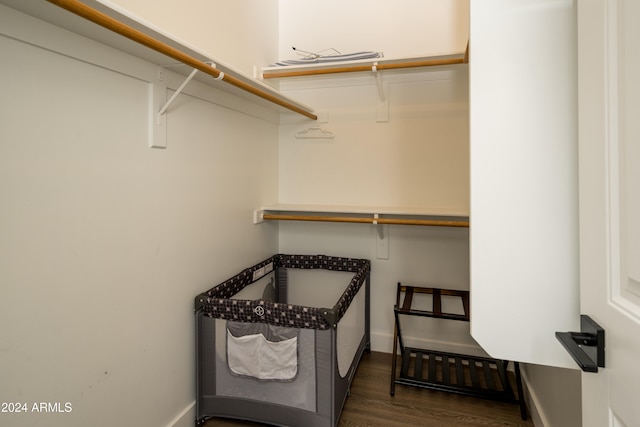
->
<box><xmin>555</xmin><ymin>315</ymin><xmax>605</xmax><ymax>373</ymax></box>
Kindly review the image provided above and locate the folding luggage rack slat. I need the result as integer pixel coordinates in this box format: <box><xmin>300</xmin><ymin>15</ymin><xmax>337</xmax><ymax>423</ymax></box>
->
<box><xmin>390</xmin><ymin>283</ymin><xmax>527</xmax><ymax>420</ymax></box>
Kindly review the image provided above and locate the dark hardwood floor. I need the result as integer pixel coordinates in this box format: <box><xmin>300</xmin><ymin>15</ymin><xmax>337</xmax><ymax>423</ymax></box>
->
<box><xmin>204</xmin><ymin>351</ymin><xmax>534</xmax><ymax>427</ymax></box>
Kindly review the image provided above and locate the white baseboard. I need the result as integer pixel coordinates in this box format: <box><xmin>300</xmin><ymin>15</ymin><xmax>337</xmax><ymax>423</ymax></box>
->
<box><xmin>166</xmin><ymin>401</ymin><xmax>196</xmax><ymax>427</ymax></box>
<box><xmin>520</xmin><ymin>368</ymin><xmax>547</xmax><ymax>427</ymax></box>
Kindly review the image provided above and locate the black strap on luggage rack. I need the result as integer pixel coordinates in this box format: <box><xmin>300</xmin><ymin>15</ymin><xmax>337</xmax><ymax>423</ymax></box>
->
<box><xmin>390</xmin><ymin>283</ymin><xmax>527</xmax><ymax>420</ymax></box>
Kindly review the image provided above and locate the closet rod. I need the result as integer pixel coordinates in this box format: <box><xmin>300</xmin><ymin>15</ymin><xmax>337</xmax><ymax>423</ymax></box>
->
<box><xmin>46</xmin><ymin>0</ymin><xmax>317</xmax><ymax>120</ymax></box>
<box><xmin>262</xmin><ymin>213</ymin><xmax>469</xmax><ymax>228</ymax></box>
<box><xmin>262</xmin><ymin>56</ymin><xmax>466</xmax><ymax>79</ymax></box>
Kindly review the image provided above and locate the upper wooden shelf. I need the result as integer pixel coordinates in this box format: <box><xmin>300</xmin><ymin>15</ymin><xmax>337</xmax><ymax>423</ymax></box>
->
<box><xmin>261</xmin><ymin>45</ymin><xmax>469</xmax><ymax>80</ymax></box>
<box><xmin>1</xmin><ymin>0</ymin><xmax>316</xmax><ymax>119</ymax></box>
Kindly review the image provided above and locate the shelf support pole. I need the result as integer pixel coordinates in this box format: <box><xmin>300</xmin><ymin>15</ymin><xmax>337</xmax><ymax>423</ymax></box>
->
<box><xmin>373</xmin><ymin>63</ymin><xmax>385</xmax><ymax>102</ymax></box>
<box><xmin>157</xmin><ymin>67</ymin><xmax>197</xmax><ymax>121</ymax></box>
<box><xmin>372</xmin><ymin>63</ymin><xmax>389</xmax><ymax>122</ymax></box>
<box><xmin>156</xmin><ymin>62</ymin><xmax>220</xmax><ymax>123</ymax></box>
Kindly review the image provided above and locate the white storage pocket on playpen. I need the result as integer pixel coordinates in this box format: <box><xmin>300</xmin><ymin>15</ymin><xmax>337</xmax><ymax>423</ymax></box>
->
<box><xmin>226</xmin><ymin>322</ymin><xmax>298</xmax><ymax>381</ymax></box>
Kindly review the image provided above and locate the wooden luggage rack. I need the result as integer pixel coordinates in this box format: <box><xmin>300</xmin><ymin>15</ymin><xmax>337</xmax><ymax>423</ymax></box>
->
<box><xmin>390</xmin><ymin>283</ymin><xmax>527</xmax><ymax>420</ymax></box>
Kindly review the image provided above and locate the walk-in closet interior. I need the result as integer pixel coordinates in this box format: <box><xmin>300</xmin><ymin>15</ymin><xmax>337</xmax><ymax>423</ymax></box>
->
<box><xmin>0</xmin><ymin>1</ymin><xmax>583</xmax><ymax>426</ymax></box>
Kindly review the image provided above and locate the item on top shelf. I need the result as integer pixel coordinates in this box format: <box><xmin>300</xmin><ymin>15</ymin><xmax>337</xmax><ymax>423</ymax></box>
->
<box><xmin>271</xmin><ymin>47</ymin><xmax>383</xmax><ymax>66</ymax></box>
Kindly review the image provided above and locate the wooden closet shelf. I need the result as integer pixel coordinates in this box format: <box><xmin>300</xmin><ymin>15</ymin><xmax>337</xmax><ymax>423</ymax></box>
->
<box><xmin>254</xmin><ymin>205</ymin><xmax>469</xmax><ymax>228</ymax></box>
<box><xmin>262</xmin><ymin>54</ymin><xmax>465</xmax><ymax>79</ymax></box>
<box><xmin>262</xmin><ymin>42</ymin><xmax>469</xmax><ymax>80</ymax></box>
<box><xmin>24</xmin><ymin>0</ymin><xmax>317</xmax><ymax>120</ymax></box>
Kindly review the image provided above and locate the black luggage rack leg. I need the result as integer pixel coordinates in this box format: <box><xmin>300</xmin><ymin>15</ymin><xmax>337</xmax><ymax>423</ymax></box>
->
<box><xmin>390</xmin><ymin>283</ymin><xmax>527</xmax><ymax>420</ymax></box>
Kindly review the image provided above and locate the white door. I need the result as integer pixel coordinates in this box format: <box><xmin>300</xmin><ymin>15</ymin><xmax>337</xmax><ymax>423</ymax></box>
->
<box><xmin>469</xmin><ymin>0</ymin><xmax>580</xmax><ymax>369</ymax></box>
<box><xmin>578</xmin><ymin>1</ymin><xmax>640</xmax><ymax>426</ymax></box>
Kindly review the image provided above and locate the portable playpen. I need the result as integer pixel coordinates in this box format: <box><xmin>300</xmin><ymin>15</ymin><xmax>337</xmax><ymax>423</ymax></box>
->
<box><xmin>194</xmin><ymin>254</ymin><xmax>371</xmax><ymax>427</ymax></box>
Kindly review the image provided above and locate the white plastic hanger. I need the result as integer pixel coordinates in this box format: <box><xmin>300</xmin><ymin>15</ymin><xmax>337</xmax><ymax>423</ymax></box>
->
<box><xmin>295</xmin><ymin>125</ymin><xmax>335</xmax><ymax>139</ymax></box>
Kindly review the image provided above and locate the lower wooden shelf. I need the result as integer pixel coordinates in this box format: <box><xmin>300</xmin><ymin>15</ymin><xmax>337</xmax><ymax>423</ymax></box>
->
<box><xmin>254</xmin><ymin>204</ymin><xmax>469</xmax><ymax>228</ymax></box>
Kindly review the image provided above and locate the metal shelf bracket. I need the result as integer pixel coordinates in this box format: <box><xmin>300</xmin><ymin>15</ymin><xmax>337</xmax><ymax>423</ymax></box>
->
<box><xmin>157</xmin><ymin>62</ymin><xmax>217</xmax><ymax>122</ymax></box>
<box><xmin>372</xmin><ymin>62</ymin><xmax>389</xmax><ymax>122</ymax></box>
<box><xmin>150</xmin><ymin>62</ymin><xmax>218</xmax><ymax>149</ymax></box>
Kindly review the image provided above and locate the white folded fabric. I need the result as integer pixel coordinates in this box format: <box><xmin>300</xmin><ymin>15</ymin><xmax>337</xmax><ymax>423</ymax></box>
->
<box><xmin>271</xmin><ymin>51</ymin><xmax>382</xmax><ymax>67</ymax></box>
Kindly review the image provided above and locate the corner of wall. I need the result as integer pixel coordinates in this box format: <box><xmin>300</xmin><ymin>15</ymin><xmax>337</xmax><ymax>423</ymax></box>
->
<box><xmin>520</xmin><ymin>363</ymin><xmax>582</xmax><ymax>427</ymax></box>
<box><xmin>165</xmin><ymin>401</ymin><xmax>195</xmax><ymax>427</ymax></box>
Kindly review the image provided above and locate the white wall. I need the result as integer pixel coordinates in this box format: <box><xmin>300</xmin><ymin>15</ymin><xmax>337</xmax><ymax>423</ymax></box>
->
<box><xmin>278</xmin><ymin>0</ymin><xmax>469</xmax><ymax>62</ymax></box>
<box><xmin>0</xmin><ymin>4</ymin><xmax>279</xmax><ymax>427</ymax></box>
<box><xmin>522</xmin><ymin>364</ymin><xmax>582</xmax><ymax>427</ymax></box>
<box><xmin>278</xmin><ymin>69</ymin><xmax>470</xmax><ymax>208</ymax></box>
<box><xmin>109</xmin><ymin>0</ymin><xmax>279</xmax><ymax>77</ymax></box>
